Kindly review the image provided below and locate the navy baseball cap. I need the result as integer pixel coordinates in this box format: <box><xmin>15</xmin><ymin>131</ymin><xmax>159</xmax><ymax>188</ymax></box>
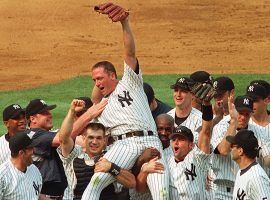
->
<box><xmin>190</xmin><ymin>71</ymin><xmax>213</xmax><ymax>85</ymax></box>
<box><xmin>26</xmin><ymin>99</ymin><xmax>56</xmax><ymax>119</ymax></box>
<box><xmin>213</xmin><ymin>76</ymin><xmax>234</xmax><ymax>97</ymax></box>
<box><xmin>169</xmin><ymin>126</ymin><xmax>194</xmax><ymax>142</ymax></box>
<box><xmin>226</xmin><ymin>129</ymin><xmax>259</xmax><ymax>155</ymax></box>
<box><xmin>9</xmin><ymin>130</ymin><xmax>40</xmax><ymax>154</ymax></box>
<box><xmin>234</xmin><ymin>96</ymin><xmax>253</xmax><ymax>113</ymax></box>
<box><xmin>250</xmin><ymin>80</ymin><xmax>270</xmax><ymax>96</ymax></box>
<box><xmin>3</xmin><ymin>104</ymin><xmax>25</xmax><ymax>121</ymax></box>
<box><xmin>246</xmin><ymin>84</ymin><xmax>267</xmax><ymax>100</ymax></box>
<box><xmin>170</xmin><ymin>77</ymin><xmax>193</xmax><ymax>92</ymax></box>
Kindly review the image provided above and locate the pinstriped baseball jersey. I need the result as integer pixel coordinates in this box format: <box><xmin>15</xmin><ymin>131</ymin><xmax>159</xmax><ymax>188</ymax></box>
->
<box><xmin>0</xmin><ymin>160</ymin><xmax>42</xmax><ymax>200</ymax></box>
<box><xmin>167</xmin><ymin>107</ymin><xmax>202</xmax><ymax>141</ymax></box>
<box><xmin>249</xmin><ymin>118</ymin><xmax>270</xmax><ymax>137</ymax></box>
<box><xmin>233</xmin><ymin>162</ymin><xmax>270</xmax><ymax>200</ymax></box>
<box><xmin>0</xmin><ymin>134</ymin><xmax>10</xmax><ymax>165</ymax></box>
<box><xmin>211</xmin><ymin>121</ymin><xmax>270</xmax><ymax>186</ymax></box>
<box><xmin>96</xmin><ymin>62</ymin><xmax>157</xmax><ymax>136</ymax></box>
<box><xmin>166</xmin><ymin>145</ymin><xmax>210</xmax><ymax>200</ymax></box>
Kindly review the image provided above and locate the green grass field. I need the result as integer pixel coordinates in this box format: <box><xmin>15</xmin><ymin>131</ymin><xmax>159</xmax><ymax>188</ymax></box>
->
<box><xmin>0</xmin><ymin>74</ymin><xmax>269</xmax><ymax>134</ymax></box>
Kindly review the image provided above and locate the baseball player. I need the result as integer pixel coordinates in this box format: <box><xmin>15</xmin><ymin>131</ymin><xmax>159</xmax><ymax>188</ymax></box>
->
<box><xmin>226</xmin><ymin>129</ymin><xmax>270</xmax><ymax>199</ymax></box>
<box><xmin>82</xmin><ymin>3</ymin><xmax>169</xmax><ymax>200</ymax></box>
<box><xmin>210</xmin><ymin>95</ymin><xmax>270</xmax><ymax>199</ymax></box>
<box><xmin>167</xmin><ymin>76</ymin><xmax>202</xmax><ymax>141</ymax></box>
<box><xmin>58</xmin><ymin>99</ymin><xmax>135</xmax><ymax>199</ymax></box>
<box><xmin>0</xmin><ymin>104</ymin><xmax>26</xmax><ymax>165</ymax></box>
<box><xmin>0</xmin><ymin>130</ymin><xmax>43</xmax><ymax>200</ymax></box>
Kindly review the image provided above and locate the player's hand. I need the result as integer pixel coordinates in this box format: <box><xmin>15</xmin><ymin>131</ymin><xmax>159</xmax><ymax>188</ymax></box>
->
<box><xmin>228</xmin><ymin>91</ymin><xmax>238</xmax><ymax>121</ymax></box>
<box><xmin>94</xmin><ymin>158</ymin><xmax>111</xmax><ymax>173</ymax></box>
<box><xmin>141</xmin><ymin>157</ymin><xmax>164</xmax><ymax>174</ymax></box>
<box><xmin>70</xmin><ymin>99</ymin><xmax>85</xmax><ymax>113</ymax></box>
<box><xmin>94</xmin><ymin>3</ymin><xmax>129</xmax><ymax>22</ymax></box>
<box><xmin>86</xmin><ymin>99</ymin><xmax>108</xmax><ymax>118</ymax></box>
<box><xmin>140</xmin><ymin>147</ymin><xmax>161</xmax><ymax>163</ymax></box>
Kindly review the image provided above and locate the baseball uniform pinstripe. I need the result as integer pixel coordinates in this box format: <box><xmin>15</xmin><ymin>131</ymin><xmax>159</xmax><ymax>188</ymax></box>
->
<box><xmin>0</xmin><ymin>160</ymin><xmax>42</xmax><ymax>200</ymax></box>
<box><xmin>210</xmin><ymin>121</ymin><xmax>270</xmax><ymax>199</ymax></box>
<box><xmin>249</xmin><ymin>118</ymin><xmax>270</xmax><ymax>138</ymax></box>
<box><xmin>0</xmin><ymin>134</ymin><xmax>10</xmax><ymax>165</ymax></box>
<box><xmin>167</xmin><ymin>107</ymin><xmax>202</xmax><ymax>141</ymax></box>
<box><xmin>233</xmin><ymin>162</ymin><xmax>270</xmax><ymax>200</ymax></box>
<box><xmin>82</xmin><ymin>62</ymin><xmax>169</xmax><ymax>200</ymax></box>
<box><xmin>166</xmin><ymin>145</ymin><xmax>211</xmax><ymax>200</ymax></box>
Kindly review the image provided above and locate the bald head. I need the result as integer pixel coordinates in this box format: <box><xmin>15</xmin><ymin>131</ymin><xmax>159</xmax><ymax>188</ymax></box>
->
<box><xmin>155</xmin><ymin>114</ymin><xmax>174</xmax><ymax>149</ymax></box>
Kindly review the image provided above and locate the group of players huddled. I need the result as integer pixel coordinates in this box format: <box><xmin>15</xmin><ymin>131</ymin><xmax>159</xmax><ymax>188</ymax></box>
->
<box><xmin>0</xmin><ymin>2</ymin><xmax>270</xmax><ymax>200</ymax></box>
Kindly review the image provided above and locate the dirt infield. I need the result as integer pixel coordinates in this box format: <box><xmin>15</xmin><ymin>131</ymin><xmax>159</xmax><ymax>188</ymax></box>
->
<box><xmin>1</xmin><ymin>0</ymin><xmax>270</xmax><ymax>91</ymax></box>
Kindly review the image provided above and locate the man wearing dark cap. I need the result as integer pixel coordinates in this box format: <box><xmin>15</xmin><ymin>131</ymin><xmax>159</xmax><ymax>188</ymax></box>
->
<box><xmin>0</xmin><ymin>104</ymin><xmax>26</xmax><ymax>164</ymax></box>
<box><xmin>210</xmin><ymin>95</ymin><xmax>270</xmax><ymax>199</ymax></box>
<box><xmin>167</xmin><ymin>77</ymin><xmax>202</xmax><ymax>142</ymax></box>
<box><xmin>212</xmin><ymin>76</ymin><xmax>235</xmax><ymax>124</ymax></box>
<box><xmin>226</xmin><ymin>130</ymin><xmax>270</xmax><ymax>199</ymax></box>
<box><xmin>0</xmin><ymin>130</ymin><xmax>44</xmax><ymax>200</ymax></box>
<box><xmin>190</xmin><ymin>70</ymin><xmax>213</xmax><ymax>111</ymax></box>
<box><xmin>143</xmin><ymin>82</ymin><xmax>172</xmax><ymax>120</ymax></box>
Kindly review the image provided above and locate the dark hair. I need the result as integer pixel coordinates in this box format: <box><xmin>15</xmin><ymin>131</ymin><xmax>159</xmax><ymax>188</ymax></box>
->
<box><xmin>11</xmin><ymin>150</ymin><xmax>20</xmax><ymax>158</ymax></box>
<box><xmin>86</xmin><ymin>122</ymin><xmax>106</xmax><ymax>135</ymax></box>
<box><xmin>143</xmin><ymin>82</ymin><xmax>155</xmax><ymax>105</ymax></box>
<box><xmin>92</xmin><ymin>61</ymin><xmax>117</xmax><ymax>79</ymax></box>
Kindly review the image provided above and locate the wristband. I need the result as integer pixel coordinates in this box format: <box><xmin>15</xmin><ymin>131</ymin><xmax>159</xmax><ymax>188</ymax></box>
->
<box><xmin>109</xmin><ymin>163</ymin><xmax>121</xmax><ymax>176</ymax></box>
<box><xmin>202</xmin><ymin>105</ymin><xmax>213</xmax><ymax>121</ymax></box>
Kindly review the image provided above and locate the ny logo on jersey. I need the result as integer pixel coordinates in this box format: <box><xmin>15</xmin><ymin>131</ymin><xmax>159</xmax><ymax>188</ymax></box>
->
<box><xmin>243</xmin><ymin>98</ymin><xmax>250</xmax><ymax>105</ymax></box>
<box><xmin>184</xmin><ymin>163</ymin><xmax>197</xmax><ymax>181</ymax></box>
<box><xmin>118</xmin><ymin>91</ymin><xmax>133</xmax><ymax>107</ymax></box>
<box><xmin>236</xmin><ymin>188</ymin><xmax>246</xmax><ymax>200</ymax></box>
<box><xmin>33</xmin><ymin>181</ymin><xmax>41</xmax><ymax>195</ymax></box>
<box><xmin>248</xmin><ymin>85</ymin><xmax>254</xmax><ymax>92</ymax></box>
<box><xmin>27</xmin><ymin>131</ymin><xmax>35</xmax><ymax>139</ymax></box>
<box><xmin>13</xmin><ymin>104</ymin><xmax>20</xmax><ymax>109</ymax></box>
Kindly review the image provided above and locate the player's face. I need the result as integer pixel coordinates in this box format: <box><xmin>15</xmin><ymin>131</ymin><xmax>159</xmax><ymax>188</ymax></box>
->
<box><xmin>92</xmin><ymin>67</ymin><xmax>116</xmax><ymax>96</ymax></box>
<box><xmin>214</xmin><ymin>91</ymin><xmax>230</xmax><ymax>113</ymax></box>
<box><xmin>22</xmin><ymin>147</ymin><xmax>34</xmax><ymax>166</ymax></box>
<box><xmin>252</xmin><ymin>98</ymin><xmax>266</xmax><ymax>114</ymax></box>
<box><xmin>156</xmin><ymin>119</ymin><xmax>173</xmax><ymax>149</ymax></box>
<box><xmin>4</xmin><ymin>113</ymin><xmax>26</xmax><ymax>135</ymax></box>
<box><xmin>171</xmin><ymin>135</ymin><xmax>193</xmax><ymax>161</ymax></box>
<box><xmin>230</xmin><ymin>144</ymin><xmax>241</xmax><ymax>161</ymax></box>
<box><xmin>173</xmin><ymin>88</ymin><xmax>192</xmax><ymax>109</ymax></box>
<box><xmin>85</xmin><ymin>128</ymin><xmax>106</xmax><ymax>157</ymax></box>
<box><xmin>237</xmin><ymin>111</ymin><xmax>251</xmax><ymax>129</ymax></box>
<box><xmin>31</xmin><ymin>110</ymin><xmax>53</xmax><ymax>131</ymax></box>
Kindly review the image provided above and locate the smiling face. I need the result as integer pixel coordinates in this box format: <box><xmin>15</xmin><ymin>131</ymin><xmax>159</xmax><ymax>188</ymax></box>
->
<box><xmin>173</xmin><ymin>87</ymin><xmax>192</xmax><ymax>109</ymax></box>
<box><xmin>30</xmin><ymin>110</ymin><xmax>53</xmax><ymax>131</ymax></box>
<box><xmin>237</xmin><ymin>110</ymin><xmax>251</xmax><ymax>129</ymax></box>
<box><xmin>84</xmin><ymin>128</ymin><xmax>106</xmax><ymax>157</ymax></box>
<box><xmin>92</xmin><ymin>66</ymin><xmax>117</xmax><ymax>96</ymax></box>
<box><xmin>171</xmin><ymin>135</ymin><xmax>193</xmax><ymax>162</ymax></box>
<box><xmin>4</xmin><ymin>113</ymin><xmax>26</xmax><ymax>135</ymax></box>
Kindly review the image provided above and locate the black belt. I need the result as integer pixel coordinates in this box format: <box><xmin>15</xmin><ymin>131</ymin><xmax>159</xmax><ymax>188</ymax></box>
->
<box><xmin>113</xmin><ymin>130</ymin><xmax>154</xmax><ymax>140</ymax></box>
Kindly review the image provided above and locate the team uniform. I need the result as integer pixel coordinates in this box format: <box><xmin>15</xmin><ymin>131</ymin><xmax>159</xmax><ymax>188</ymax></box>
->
<box><xmin>167</xmin><ymin>107</ymin><xmax>202</xmax><ymax>142</ymax></box>
<box><xmin>57</xmin><ymin>145</ymin><xmax>118</xmax><ymax>200</ymax></box>
<box><xmin>0</xmin><ymin>160</ymin><xmax>42</xmax><ymax>200</ymax></box>
<box><xmin>152</xmin><ymin>99</ymin><xmax>172</xmax><ymax>120</ymax></box>
<box><xmin>82</xmin><ymin>62</ymin><xmax>169</xmax><ymax>200</ymax></box>
<box><xmin>0</xmin><ymin>134</ymin><xmax>10</xmax><ymax>165</ymax></box>
<box><xmin>233</xmin><ymin>162</ymin><xmax>270</xmax><ymax>200</ymax></box>
<box><xmin>166</xmin><ymin>145</ymin><xmax>211</xmax><ymax>200</ymax></box>
<box><xmin>210</xmin><ymin>120</ymin><xmax>270</xmax><ymax>199</ymax></box>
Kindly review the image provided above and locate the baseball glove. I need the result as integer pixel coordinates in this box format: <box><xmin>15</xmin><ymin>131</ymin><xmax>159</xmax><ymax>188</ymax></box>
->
<box><xmin>191</xmin><ymin>82</ymin><xmax>216</xmax><ymax>102</ymax></box>
<box><xmin>94</xmin><ymin>3</ymin><xmax>129</xmax><ymax>22</ymax></box>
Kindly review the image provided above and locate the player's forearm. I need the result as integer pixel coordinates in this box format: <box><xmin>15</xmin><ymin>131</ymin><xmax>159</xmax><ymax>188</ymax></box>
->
<box><xmin>136</xmin><ymin>171</ymin><xmax>149</xmax><ymax>192</ymax></box>
<box><xmin>217</xmin><ymin>120</ymin><xmax>237</xmax><ymax>156</ymax></box>
<box><xmin>116</xmin><ymin>169</ymin><xmax>136</xmax><ymax>188</ymax></box>
<box><xmin>121</xmin><ymin>19</ymin><xmax>137</xmax><ymax>70</ymax></box>
<box><xmin>58</xmin><ymin>109</ymin><xmax>75</xmax><ymax>144</ymax></box>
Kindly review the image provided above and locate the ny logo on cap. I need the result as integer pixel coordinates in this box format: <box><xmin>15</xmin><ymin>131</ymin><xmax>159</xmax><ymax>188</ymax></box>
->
<box><xmin>13</xmin><ymin>104</ymin><xmax>20</xmax><ymax>109</ymax></box>
<box><xmin>40</xmin><ymin>100</ymin><xmax>47</xmax><ymax>105</ymax></box>
<box><xmin>27</xmin><ymin>131</ymin><xmax>35</xmax><ymax>139</ymax></box>
<box><xmin>178</xmin><ymin>78</ymin><xmax>185</xmax><ymax>83</ymax></box>
<box><xmin>213</xmin><ymin>81</ymin><xmax>218</xmax><ymax>89</ymax></box>
<box><xmin>248</xmin><ymin>85</ymin><xmax>254</xmax><ymax>92</ymax></box>
<box><xmin>243</xmin><ymin>98</ymin><xmax>250</xmax><ymax>105</ymax></box>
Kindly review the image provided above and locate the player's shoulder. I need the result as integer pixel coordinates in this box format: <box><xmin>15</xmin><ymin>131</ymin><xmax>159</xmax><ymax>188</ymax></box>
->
<box><xmin>167</xmin><ymin>108</ymin><xmax>176</xmax><ymax>117</ymax></box>
<box><xmin>0</xmin><ymin>160</ymin><xmax>12</xmax><ymax>175</ymax></box>
<box><xmin>189</xmin><ymin>107</ymin><xmax>202</xmax><ymax>119</ymax></box>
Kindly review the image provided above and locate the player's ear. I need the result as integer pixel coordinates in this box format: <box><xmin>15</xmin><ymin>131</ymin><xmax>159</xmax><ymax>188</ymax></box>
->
<box><xmin>3</xmin><ymin>120</ymin><xmax>9</xmax><ymax>128</ymax></box>
<box><xmin>109</xmin><ymin>72</ymin><xmax>117</xmax><ymax>80</ymax></box>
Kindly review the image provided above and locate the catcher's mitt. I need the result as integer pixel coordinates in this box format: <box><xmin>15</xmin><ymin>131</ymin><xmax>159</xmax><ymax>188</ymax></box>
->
<box><xmin>94</xmin><ymin>3</ymin><xmax>129</xmax><ymax>22</ymax></box>
<box><xmin>191</xmin><ymin>83</ymin><xmax>216</xmax><ymax>102</ymax></box>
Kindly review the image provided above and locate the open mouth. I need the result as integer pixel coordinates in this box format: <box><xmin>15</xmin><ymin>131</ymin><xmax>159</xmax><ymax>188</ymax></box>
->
<box><xmin>174</xmin><ymin>147</ymin><xmax>180</xmax><ymax>153</ymax></box>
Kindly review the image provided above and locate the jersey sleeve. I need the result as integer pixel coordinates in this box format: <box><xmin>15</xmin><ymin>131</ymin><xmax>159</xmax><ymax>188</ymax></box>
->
<box><xmin>259</xmin><ymin>135</ymin><xmax>270</xmax><ymax>158</ymax></box>
<box><xmin>121</xmin><ymin>61</ymin><xmax>143</xmax><ymax>90</ymax></box>
<box><xmin>57</xmin><ymin>145</ymin><xmax>81</xmax><ymax>165</ymax></box>
<box><xmin>211</xmin><ymin>122</ymin><xmax>228</xmax><ymax>151</ymax></box>
<box><xmin>193</xmin><ymin>145</ymin><xmax>211</xmax><ymax>171</ymax></box>
<box><xmin>250</xmin><ymin>175</ymin><xmax>270</xmax><ymax>199</ymax></box>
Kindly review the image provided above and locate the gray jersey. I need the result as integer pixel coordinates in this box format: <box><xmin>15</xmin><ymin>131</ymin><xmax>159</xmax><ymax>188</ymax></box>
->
<box><xmin>0</xmin><ymin>160</ymin><xmax>42</xmax><ymax>200</ymax></box>
<box><xmin>0</xmin><ymin>134</ymin><xmax>10</xmax><ymax>165</ymax></box>
<box><xmin>96</xmin><ymin>63</ymin><xmax>157</xmax><ymax>136</ymax></box>
<box><xmin>167</xmin><ymin>146</ymin><xmax>210</xmax><ymax>200</ymax></box>
<box><xmin>233</xmin><ymin>162</ymin><xmax>270</xmax><ymax>200</ymax></box>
